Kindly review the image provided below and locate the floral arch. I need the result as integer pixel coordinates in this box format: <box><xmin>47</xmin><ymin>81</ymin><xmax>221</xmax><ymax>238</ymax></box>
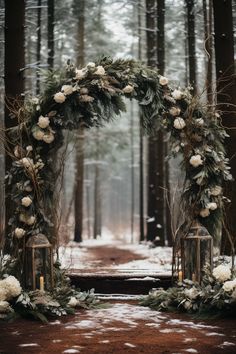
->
<box><xmin>4</xmin><ymin>57</ymin><xmax>231</xmax><ymax>282</ymax></box>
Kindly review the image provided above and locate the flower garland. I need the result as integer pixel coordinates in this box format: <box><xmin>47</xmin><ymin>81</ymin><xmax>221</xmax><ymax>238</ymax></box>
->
<box><xmin>4</xmin><ymin>57</ymin><xmax>231</xmax><ymax>281</ymax></box>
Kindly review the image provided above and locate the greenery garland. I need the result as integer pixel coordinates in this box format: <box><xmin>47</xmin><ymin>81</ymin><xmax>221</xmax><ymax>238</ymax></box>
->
<box><xmin>3</xmin><ymin>57</ymin><xmax>231</xmax><ymax>282</ymax></box>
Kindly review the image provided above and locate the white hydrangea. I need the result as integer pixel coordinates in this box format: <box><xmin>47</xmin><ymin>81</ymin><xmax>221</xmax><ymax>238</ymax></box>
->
<box><xmin>0</xmin><ymin>301</ymin><xmax>11</xmax><ymax>313</ymax></box>
<box><xmin>173</xmin><ymin>117</ymin><xmax>186</xmax><ymax>130</ymax></box>
<box><xmin>122</xmin><ymin>85</ymin><xmax>134</xmax><ymax>94</ymax></box>
<box><xmin>210</xmin><ymin>186</ymin><xmax>222</xmax><ymax>196</ymax></box>
<box><xmin>159</xmin><ymin>76</ymin><xmax>169</xmax><ymax>86</ymax></box>
<box><xmin>68</xmin><ymin>296</ymin><xmax>78</xmax><ymax>307</ymax></box>
<box><xmin>189</xmin><ymin>154</ymin><xmax>203</xmax><ymax>167</ymax></box>
<box><xmin>21</xmin><ymin>196</ymin><xmax>32</xmax><ymax>207</ymax></box>
<box><xmin>61</xmin><ymin>85</ymin><xmax>73</xmax><ymax>96</ymax></box>
<box><xmin>54</xmin><ymin>92</ymin><xmax>66</xmax><ymax>103</ymax></box>
<box><xmin>213</xmin><ymin>265</ymin><xmax>231</xmax><ymax>283</ymax></box>
<box><xmin>38</xmin><ymin>116</ymin><xmax>50</xmax><ymax>129</ymax></box>
<box><xmin>0</xmin><ymin>287</ymin><xmax>8</xmax><ymax>301</ymax></box>
<box><xmin>200</xmin><ymin>208</ymin><xmax>210</xmax><ymax>218</ymax></box>
<box><xmin>14</xmin><ymin>227</ymin><xmax>26</xmax><ymax>239</ymax></box>
<box><xmin>223</xmin><ymin>279</ymin><xmax>236</xmax><ymax>292</ymax></box>
<box><xmin>0</xmin><ymin>276</ymin><xmax>22</xmax><ymax>299</ymax></box>
<box><xmin>169</xmin><ymin>107</ymin><xmax>181</xmax><ymax>116</ymax></box>
<box><xmin>94</xmin><ymin>65</ymin><xmax>105</xmax><ymax>76</ymax></box>
<box><xmin>172</xmin><ymin>89</ymin><xmax>183</xmax><ymax>100</ymax></box>
<box><xmin>206</xmin><ymin>202</ymin><xmax>217</xmax><ymax>210</ymax></box>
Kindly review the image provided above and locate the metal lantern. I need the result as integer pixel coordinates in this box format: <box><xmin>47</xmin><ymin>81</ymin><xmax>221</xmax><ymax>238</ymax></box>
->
<box><xmin>180</xmin><ymin>220</ymin><xmax>213</xmax><ymax>283</ymax></box>
<box><xmin>25</xmin><ymin>234</ymin><xmax>54</xmax><ymax>291</ymax></box>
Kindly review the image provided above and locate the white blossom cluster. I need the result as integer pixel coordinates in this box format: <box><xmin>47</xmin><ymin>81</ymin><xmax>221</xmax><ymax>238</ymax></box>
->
<box><xmin>0</xmin><ymin>276</ymin><xmax>22</xmax><ymax>315</ymax></box>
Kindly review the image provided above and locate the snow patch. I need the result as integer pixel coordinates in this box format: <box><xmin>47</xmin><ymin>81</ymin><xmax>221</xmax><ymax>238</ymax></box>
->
<box><xmin>99</xmin><ymin>340</ymin><xmax>110</xmax><ymax>344</ymax></box>
<box><xmin>205</xmin><ymin>332</ymin><xmax>225</xmax><ymax>337</ymax></box>
<box><xmin>63</xmin><ymin>350</ymin><xmax>80</xmax><ymax>354</ymax></box>
<box><xmin>19</xmin><ymin>343</ymin><xmax>39</xmax><ymax>347</ymax></box>
<box><xmin>52</xmin><ymin>339</ymin><xmax>62</xmax><ymax>343</ymax></box>
<box><xmin>124</xmin><ymin>343</ymin><xmax>136</xmax><ymax>348</ymax></box>
<box><xmin>184</xmin><ymin>350</ymin><xmax>198</xmax><ymax>353</ymax></box>
<box><xmin>217</xmin><ymin>341</ymin><xmax>236</xmax><ymax>348</ymax></box>
<box><xmin>159</xmin><ymin>328</ymin><xmax>186</xmax><ymax>333</ymax></box>
<box><xmin>184</xmin><ymin>338</ymin><xmax>197</xmax><ymax>343</ymax></box>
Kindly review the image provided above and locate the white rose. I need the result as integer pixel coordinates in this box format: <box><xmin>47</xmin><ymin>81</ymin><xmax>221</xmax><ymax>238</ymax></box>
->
<box><xmin>195</xmin><ymin>118</ymin><xmax>204</xmax><ymax>125</ymax></box>
<box><xmin>54</xmin><ymin>92</ymin><xmax>66</xmax><ymax>103</ymax></box>
<box><xmin>80</xmin><ymin>87</ymin><xmax>89</xmax><ymax>95</ymax></box>
<box><xmin>61</xmin><ymin>85</ymin><xmax>73</xmax><ymax>96</ymax></box>
<box><xmin>210</xmin><ymin>186</ymin><xmax>222</xmax><ymax>196</ymax></box>
<box><xmin>26</xmin><ymin>145</ymin><xmax>33</xmax><ymax>152</ymax></box>
<box><xmin>159</xmin><ymin>76</ymin><xmax>169</xmax><ymax>86</ymax></box>
<box><xmin>207</xmin><ymin>202</ymin><xmax>217</xmax><ymax>210</ymax></box>
<box><xmin>0</xmin><ymin>301</ymin><xmax>11</xmax><ymax>313</ymax></box>
<box><xmin>223</xmin><ymin>279</ymin><xmax>236</xmax><ymax>292</ymax></box>
<box><xmin>94</xmin><ymin>65</ymin><xmax>105</xmax><ymax>76</ymax></box>
<box><xmin>169</xmin><ymin>107</ymin><xmax>181</xmax><ymax>116</ymax></box>
<box><xmin>75</xmin><ymin>69</ymin><xmax>87</xmax><ymax>80</ymax></box>
<box><xmin>38</xmin><ymin>116</ymin><xmax>50</xmax><ymax>129</ymax></box>
<box><xmin>68</xmin><ymin>296</ymin><xmax>78</xmax><ymax>308</ymax></box>
<box><xmin>43</xmin><ymin>133</ymin><xmax>55</xmax><ymax>144</ymax></box>
<box><xmin>184</xmin><ymin>288</ymin><xmax>199</xmax><ymax>300</ymax></box>
<box><xmin>200</xmin><ymin>208</ymin><xmax>210</xmax><ymax>218</ymax></box>
<box><xmin>87</xmin><ymin>62</ymin><xmax>96</xmax><ymax>68</ymax></box>
<box><xmin>189</xmin><ymin>154</ymin><xmax>203</xmax><ymax>167</ymax></box>
<box><xmin>26</xmin><ymin>216</ymin><xmax>36</xmax><ymax>225</ymax></box>
<box><xmin>172</xmin><ymin>89</ymin><xmax>183</xmax><ymax>100</ymax></box>
<box><xmin>32</xmin><ymin>126</ymin><xmax>45</xmax><ymax>141</ymax></box>
<box><xmin>122</xmin><ymin>85</ymin><xmax>134</xmax><ymax>94</ymax></box>
<box><xmin>21</xmin><ymin>196</ymin><xmax>32</xmax><ymax>207</ymax></box>
<box><xmin>213</xmin><ymin>265</ymin><xmax>231</xmax><ymax>283</ymax></box>
<box><xmin>79</xmin><ymin>95</ymin><xmax>94</xmax><ymax>103</ymax></box>
<box><xmin>1</xmin><ymin>276</ymin><xmax>22</xmax><ymax>299</ymax></box>
<box><xmin>14</xmin><ymin>227</ymin><xmax>26</xmax><ymax>239</ymax></box>
<box><xmin>174</xmin><ymin>117</ymin><xmax>186</xmax><ymax>130</ymax></box>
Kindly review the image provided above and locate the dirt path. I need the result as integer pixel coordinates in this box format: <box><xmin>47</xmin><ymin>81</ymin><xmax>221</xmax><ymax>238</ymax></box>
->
<box><xmin>0</xmin><ymin>301</ymin><xmax>235</xmax><ymax>354</ymax></box>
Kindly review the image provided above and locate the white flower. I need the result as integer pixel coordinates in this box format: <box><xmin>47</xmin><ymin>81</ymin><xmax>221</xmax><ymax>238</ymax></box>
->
<box><xmin>26</xmin><ymin>145</ymin><xmax>33</xmax><ymax>153</ymax></box>
<box><xmin>61</xmin><ymin>85</ymin><xmax>73</xmax><ymax>96</ymax></box>
<box><xmin>210</xmin><ymin>186</ymin><xmax>222</xmax><ymax>196</ymax></box>
<box><xmin>207</xmin><ymin>202</ymin><xmax>217</xmax><ymax>210</ymax></box>
<box><xmin>223</xmin><ymin>279</ymin><xmax>236</xmax><ymax>292</ymax></box>
<box><xmin>0</xmin><ymin>287</ymin><xmax>8</xmax><ymax>301</ymax></box>
<box><xmin>122</xmin><ymin>85</ymin><xmax>134</xmax><ymax>94</ymax></box>
<box><xmin>200</xmin><ymin>208</ymin><xmax>210</xmax><ymax>218</ymax></box>
<box><xmin>31</xmin><ymin>97</ymin><xmax>39</xmax><ymax>105</ymax></box>
<box><xmin>21</xmin><ymin>196</ymin><xmax>32</xmax><ymax>207</ymax></box>
<box><xmin>79</xmin><ymin>95</ymin><xmax>94</xmax><ymax>103</ymax></box>
<box><xmin>14</xmin><ymin>228</ymin><xmax>26</xmax><ymax>239</ymax></box>
<box><xmin>1</xmin><ymin>276</ymin><xmax>22</xmax><ymax>299</ymax></box>
<box><xmin>159</xmin><ymin>76</ymin><xmax>169</xmax><ymax>86</ymax></box>
<box><xmin>184</xmin><ymin>288</ymin><xmax>199</xmax><ymax>300</ymax></box>
<box><xmin>213</xmin><ymin>265</ymin><xmax>231</xmax><ymax>283</ymax></box>
<box><xmin>183</xmin><ymin>300</ymin><xmax>192</xmax><ymax>310</ymax></box>
<box><xmin>195</xmin><ymin>118</ymin><xmax>204</xmax><ymax>125</ymax></box>
<box><xmin>169</xmin><ymin>107</ymin><xmax>181</xmax><ymax>116</ymax></box>
<box><xmin>189</xmin><ymin>154</ymin><xmax>203</xmax><ymax>167</ymax></box>
<box><xmin>87</xmin><ymin>62</ymin><xmax>96</xmax><ymax>68</ymax></box>
<box><xmin>0</xmin><ymin>301</ymin><xmax>11</xmax><ymax>313</ymax></box>
<box><xmin>75</xmin><ymin>68</ymin><xmax>87</xmax><ymax>80</ymax></box>
<box><xmin>32</xmin><ymin>126</ymin><xmax>45</xmax><ymax>141</ymax></box>
<box><xmin>20</xmin><ymin>157</ymin><xmax>34</xmax><ymax>170</ymax></box>
<box><xmin>172</xmin><ymin>89</ymin><xmax>183</xmax><ymax>100</ymax></box>
<box><xmin>42</xmin><ymin>132</ymin><xmax>55</xmax><ymax>144</ymax></box>
<box><xmin>80</xmin><ymin>87</ymin><xmax>89</xmax><ymax>95</ymax></box>
<box><xmin>94</xmin><ymin>65</ymin><xmax>105</xmax><ymax>76</ymax></box>
<box><xmin>68</xmin><ymin>296</ymin><xmax>77</xmax><ymax>307</ymax></box>
<box><xmin>174</xmin><ymin>117</ymin><xmax>186</xmax><ymax>130</ymax></box>
<box><xmin>54</xmin><ymin>92</ymin><xmax>66</xmax><ymax>103</ymax></box>
<box><xmin>19</xmin><ymin>214</ymin><xmax>36</xmax><ymax>225</ymax></box>
<box><xmin>37</xmin><ymin>116</ymin><xmax>50</xmax><ymax>129</ymax></box>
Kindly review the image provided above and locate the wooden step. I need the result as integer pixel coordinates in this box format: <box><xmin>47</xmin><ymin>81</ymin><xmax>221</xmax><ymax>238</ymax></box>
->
<box><xmin>68</xmin><ymin>269</ymin><xmax>172</xmax><ymax>294</ymax></box>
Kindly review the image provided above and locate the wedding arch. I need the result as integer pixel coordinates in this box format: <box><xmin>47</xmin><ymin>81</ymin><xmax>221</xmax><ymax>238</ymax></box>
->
<box><xmin>4</xmin><ymin>57</ymin><xmax>231</xmax><ymax>282</ymax></box>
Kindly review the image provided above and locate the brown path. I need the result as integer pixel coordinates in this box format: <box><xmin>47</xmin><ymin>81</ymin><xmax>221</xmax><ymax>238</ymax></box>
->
<box><xmin>0</xmin><ymin>301</ymin><xmax>235</xmax><ymax>354</ymax></box>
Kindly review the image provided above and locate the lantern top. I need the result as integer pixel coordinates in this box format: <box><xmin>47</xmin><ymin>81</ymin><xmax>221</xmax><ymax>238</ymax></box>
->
<box><xmin>185</xmin><ymin>219</ymin><xmax>212</xmax><ymax>239</ymax></box>
<box><xmin>26</xmin><ymin>234</ymin><xmax>52</xmax><ymax>248</ymax></box>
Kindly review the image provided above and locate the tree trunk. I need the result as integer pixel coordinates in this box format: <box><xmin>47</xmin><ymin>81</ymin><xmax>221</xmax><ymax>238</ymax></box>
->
<box><xmin>185</xmin><ymin>0</ymin><xmax>197</xmax><ymax>93</ymax></box>
<box><xmin>74</xmin><ymin>0</ymin><xmax>85</xmax><ymax>243</ymax></box>
<box><xmin>203</xmin><ymin>0</ymin><xmax>213</xmax><ymax>105</ymax></box>
<box><xmin>213</xmin><ymin>0</ymin><xmax>236</xmax><ymax>255</ymax></box>
<box><xmin>130</xmin><ymin>101</ymin><xmax>135</xmax><ymax>243</ymax></box>
<box><xmin>47</xmin><ymin>0</ymin><xmax>54</xmax><ymax>69</ymax></box>
<box><xmin>93</xmin><ymin>129</ymin><xmax>102</xmax><ymax>239</ymax></box>
<box><xmin>36</xmin><ymin>0</ymin><xmax>41</xmax><ymax>94</ymax></box>
<box><xmin>4</xmin><ymin>0</ymin><xmax>25</xmax><ymax>248</ymax></box>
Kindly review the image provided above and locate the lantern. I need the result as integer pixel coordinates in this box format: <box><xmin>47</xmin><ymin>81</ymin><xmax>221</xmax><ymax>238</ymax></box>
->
<box><xmin>180</xmin><ymin>220</ymin><xmax>213</xmax><ymax>283</ymax></box>
<box><xmin>25</xmin><ymin>234</ymin><xmax>54</xmax><ymax>291</ymax></box>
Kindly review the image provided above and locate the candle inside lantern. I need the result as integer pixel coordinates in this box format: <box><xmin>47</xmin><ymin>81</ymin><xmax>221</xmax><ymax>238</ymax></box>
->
<box><xmin>192</xmin><ymin>273</ymin><xmax>196</xmax><ymax>282</ymax></box>
<box><xmin>39</xmin><ymin>275</ymin><xmax>44</xmax><ymax>291</ymax></box>
<box><xmin>178</xmin><ymin>271</ymin><xmax>183</xmax><ymax>282</ymax></box>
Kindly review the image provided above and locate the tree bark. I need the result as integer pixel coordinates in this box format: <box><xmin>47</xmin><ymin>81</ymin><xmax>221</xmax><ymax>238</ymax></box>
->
<box><xmin>93</xmin><ymin>129</ymin><xmax>102</xmax><ymax>239</ymax></box>
<box><xmin>213</xmin><ymin>0</ymin><xmax>236</xmax><ymax>255</ymax></box>
<box><xmin>36</xmin><ymin>0</ymin><xmax>41</xmax><ymax>94</ymax></box>
<box><xmin>4</xmin><ymin>0</ymin><xmax>25</xmax><ymax>247</ymax></box>
<box><xmin>185</xmin><ymin>0</ymin><xmax>197</xmax><ymax>93</ymax></box>
<box><xmin>203</xmin><ymin>0</ymin><xmax>213</xmax><ymax>105</ymax></box>
<box><xmin>47</xmin><ymin>0</ymin><xmax>54</xmax><ymax>69</ymax></box>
